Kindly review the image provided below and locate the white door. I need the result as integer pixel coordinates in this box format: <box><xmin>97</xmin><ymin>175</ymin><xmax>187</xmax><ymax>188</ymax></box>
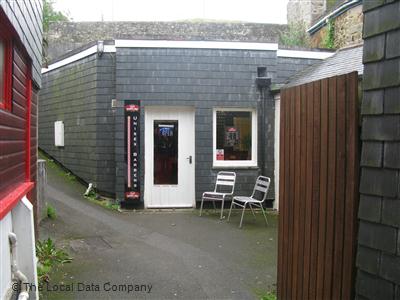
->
<box><xmin>144</xmin><ymin>106</ymin><xmax>195</xmax><ymax>208</ymax></box>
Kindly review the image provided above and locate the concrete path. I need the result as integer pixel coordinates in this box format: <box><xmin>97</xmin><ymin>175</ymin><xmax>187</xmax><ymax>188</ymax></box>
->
<box><xmin>39</xmin><ymin>162</ymin><xmax>277</xmax><ymax>299</ymax></box>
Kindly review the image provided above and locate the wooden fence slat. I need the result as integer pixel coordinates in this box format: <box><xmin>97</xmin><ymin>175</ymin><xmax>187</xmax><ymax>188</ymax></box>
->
<box><xmin>303</xmin><ymin>82</ymin><xmax>314</xmax><ymax>300</ymax></box>
<box><xmin>277</xmin><ymin>89</ymin><xmax>286</xmax><ymax>300</ymax></box>
<box><xmin>309</xmin><ymin>80</ymin><xmax>321</xmax><ymax>300</ymax></box>
<box><xmin>332</xmin><ymin>74</ymin><xmax>347</xmax><ymax>299</ymax></box>
<box><xmin>316</xmin><ymin>78</ymin><xmax>329</xmax><ymax>299</ymax></box>
<box><xmin>341</xmin><ymin>72</ymin><xmax>359</xmax><ymax>299</ymax></box>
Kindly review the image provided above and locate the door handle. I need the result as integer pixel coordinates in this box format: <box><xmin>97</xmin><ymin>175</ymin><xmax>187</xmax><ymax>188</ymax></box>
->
<box><xmin>186</xmin><ymin>155</ymin><xmax>192</xmax><ymax>164</ymax></box>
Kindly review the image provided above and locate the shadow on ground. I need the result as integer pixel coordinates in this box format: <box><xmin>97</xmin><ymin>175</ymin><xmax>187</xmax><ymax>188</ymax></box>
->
<box><xmin>39</xmin><ymin>157</ymin><xmax>278</xmax><ymax>299</ymax></box>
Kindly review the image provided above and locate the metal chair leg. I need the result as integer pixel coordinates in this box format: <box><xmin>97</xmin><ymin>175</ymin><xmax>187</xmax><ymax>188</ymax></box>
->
<box><xmin>260</xmin><ymin>205</ymin><xmax>269</xmax><ymax>226</ymax></box>
<box><xmin>199</xmin><ymin>197</ymin><xmax>204</xmax><ymax>216</ymax></box>
<box><xmin>227</xmin><ymin>200</ymin><xmax>234</xmax><ymax>222</ymax></box>
<box><xmin>239</xmin><ymin>202</ymin><xmax>247</xmax><ymax>228</ymax></box>
<box><xmin>249</xmin><ymin>203</ymin><xmax>256</xmax><ymax>220</ymax></box>
<box><xmin>220</xmin><ymin>198</ymin><xmax>224</xmax><ymax>219</ymax></box>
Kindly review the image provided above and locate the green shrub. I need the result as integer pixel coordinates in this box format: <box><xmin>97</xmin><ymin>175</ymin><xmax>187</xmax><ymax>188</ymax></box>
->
<box><xmin>36</xmin><ymin>238</ymin><xmax>72</xmax><ymax>283</ymax></box>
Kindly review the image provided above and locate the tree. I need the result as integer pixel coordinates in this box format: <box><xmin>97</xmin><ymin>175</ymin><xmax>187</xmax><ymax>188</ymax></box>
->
<box><xmin>43</xmin><ymin>0</ymin><xmax>69</xmax><ymax>33</ymax></box>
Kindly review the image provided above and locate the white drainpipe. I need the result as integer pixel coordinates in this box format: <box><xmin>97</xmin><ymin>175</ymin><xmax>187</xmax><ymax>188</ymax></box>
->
<box><xmin>9</xmin><ymin>232</ymin><xmax>30</xmax><ymax>300</ymax></box>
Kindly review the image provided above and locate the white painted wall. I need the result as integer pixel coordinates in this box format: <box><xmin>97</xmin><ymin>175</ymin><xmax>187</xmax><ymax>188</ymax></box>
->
<box><xmin>0</xmin><ymin>196</ymin><xmax>38</xmax><ymax>300</ymax></box>
<box><xmin>274</xmin><ymin>94</ymin><xmax>280</xmax><ymax>211</ymax></box>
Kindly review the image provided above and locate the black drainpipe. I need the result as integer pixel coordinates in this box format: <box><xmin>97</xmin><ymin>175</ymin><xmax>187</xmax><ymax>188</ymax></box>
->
<box><xmin>256</xmin><ymin>67</ymin><xmax>271</xmax><ymax>176</ymax></box>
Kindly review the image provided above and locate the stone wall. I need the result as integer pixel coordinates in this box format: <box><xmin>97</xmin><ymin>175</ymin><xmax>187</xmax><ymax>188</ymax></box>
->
<box><xmin>45</xmin><ymin>21</ymin><xmax>287</xmax><ymax>61</ymax></box>
<box><xmin>355</xmin><ymin>1</ymin><xmax>400</xmax><ymax>299</ymax></box>
<box><xmin>310</xmin><ymin>5</ymin><xmax>363</xmax><ymax>48</ymax></box>
<box><xmin>287</xmin><ymin>0</ymin><xmax>327</xmax><ymax>27</ymax></box>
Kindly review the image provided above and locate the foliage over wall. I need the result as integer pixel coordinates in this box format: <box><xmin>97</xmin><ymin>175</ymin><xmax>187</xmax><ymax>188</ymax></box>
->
<box><xmin>279</xmin><ymin>21</ymin><xmax>311</xmax><ymax>48</ymax></box>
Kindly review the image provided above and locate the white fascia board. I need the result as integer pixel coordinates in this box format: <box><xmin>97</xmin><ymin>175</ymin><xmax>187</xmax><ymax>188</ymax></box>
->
<box><xmin>42</xmin><ymin>44</ymin><xmax>116</xmax><ymax>74</ymax></box>
<box><xmin>277</xmin><ymin>49</ymin><xmax>335</xmax><ymax>60</ymax></box>
<box><xmin>115</xmin><ymin>39</ymin><xmax>278</xmax><ymax>51</ymax></box>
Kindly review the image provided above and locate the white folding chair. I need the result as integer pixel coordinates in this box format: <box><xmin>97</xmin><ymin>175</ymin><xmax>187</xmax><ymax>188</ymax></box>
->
<box><xmin>199</xmin><ymin>171</ymin><xmax>236</xmax><ymax>219</ymax></box>
<box><xmin>227</xmin><ymin>176</ymin><xmax>270</xmax><ymax>228</ymax></box>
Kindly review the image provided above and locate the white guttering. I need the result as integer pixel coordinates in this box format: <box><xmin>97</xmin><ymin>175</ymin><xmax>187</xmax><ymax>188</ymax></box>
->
<box><xmin>41</xmin><ymin>44</ymin><xmax>116</xmax><ymax>74</ymax></box>
<box><xmin>114</xmin><ymin>39</ymin><xmax>279</xmax><ymax>51</ymax></box>
<box><xmin>307</xmin><ymin>0</ymin><xmax>362</xmax><ymax>34</ymax></box>
<box><xmin>277</xmin><ymin>49</ymin><xmax>334</xmax><ymax>59</ymax></box>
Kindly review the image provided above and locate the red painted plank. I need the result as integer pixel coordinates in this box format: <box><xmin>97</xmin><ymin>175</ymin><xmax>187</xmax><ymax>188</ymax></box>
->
<box><xmin>0</xmin><ymin>140</ymin><xmax>25</xmax><ymax>156</ymax></box>
<box><xmin>0</xmin><ymin>109</ymin><xmax>25</xmax><ymax>129</ymax></box>
<box><xmin>0</xmin><ymin>126</ymin><xmax>25</xmax><ymax>140</ymax></box>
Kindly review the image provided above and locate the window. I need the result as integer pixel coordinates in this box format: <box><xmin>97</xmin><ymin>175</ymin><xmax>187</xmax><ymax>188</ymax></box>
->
<box><xmin>213</xmin><ymin>108</ymin><xmax>257</xmax><ymax>167</ymax></box>
<box><xmin>0</xmin><ymin>31</ymin><xmax>11</xmax><ymax>110</ymax></box>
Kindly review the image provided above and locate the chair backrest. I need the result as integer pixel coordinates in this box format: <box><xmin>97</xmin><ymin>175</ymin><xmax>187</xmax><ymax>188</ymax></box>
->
<box><xmin>251</xmin><ymin>176</ymin><xmax>271</xmax><ymax>202</ymax></box>
<box><xmin>214</xmin><ymin>171</ymin><xmax>236</xmax><ymax>195</ymax></box>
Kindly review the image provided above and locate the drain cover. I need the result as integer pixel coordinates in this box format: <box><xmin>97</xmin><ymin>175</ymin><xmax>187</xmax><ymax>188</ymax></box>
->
<box><xmin>69</xmin><ymin>236</ymin><xmax>112</xmax><ymax>252</ymax></box>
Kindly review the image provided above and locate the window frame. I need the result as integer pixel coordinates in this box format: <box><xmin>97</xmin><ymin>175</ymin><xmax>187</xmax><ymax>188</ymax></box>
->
<box><xmin>0</xmin><ymin>28</ymin><xmax>12</xmax><ymax>111</ymax></box>
<box><xmin>212</xmin><ymin>107</ymin><xmax>258</xmax><ymax>168</ymax></box>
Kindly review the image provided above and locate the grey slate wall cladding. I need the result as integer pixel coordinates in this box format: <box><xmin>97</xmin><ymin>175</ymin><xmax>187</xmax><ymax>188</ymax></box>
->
<box><xmin>39</xmin><ymin>53</ymin><xmax>117</xmax><ymax>194</ymax></box>
<box><xmin>0</xmin><ymin>0</ymin><xmax>42</xmax><ymax>87</ymax></box>
<box><xmin>114</xmin><ymin>47</ymin><xmax>277</xmax><ymax>203</ymax></box>
<box><xmin>276</xmin><ymin>57</ymin><xmax>320</xmax><ymax>84</ymax></box>
<box><xmin>356</xmin><ymin>1</ymin><xmax>400</xmax><ymax>299</ymax></box>
<box><xmin>39</xmin><ymin>44</ymin><xmax>320</xmax><ymax>204</ymax></box>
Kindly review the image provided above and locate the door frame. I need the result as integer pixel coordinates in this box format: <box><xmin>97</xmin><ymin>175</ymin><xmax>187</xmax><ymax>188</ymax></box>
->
<box><xmin>144</xmin><ymin>106</ymin><xmax>196</xmax><ymax>208</ymax></box>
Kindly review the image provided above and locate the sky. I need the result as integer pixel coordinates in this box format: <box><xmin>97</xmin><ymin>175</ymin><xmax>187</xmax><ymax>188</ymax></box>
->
<box><xmin>53</xmin><ymin>0</ymin><xmax>289</xmax><ymax>24</ymax></box>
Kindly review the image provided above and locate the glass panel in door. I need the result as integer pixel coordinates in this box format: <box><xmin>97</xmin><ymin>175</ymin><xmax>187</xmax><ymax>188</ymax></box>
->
<box><xmin>153</xmin><ymin>120</ymin><xmax>178</xmax><ymax>185</ymax></box>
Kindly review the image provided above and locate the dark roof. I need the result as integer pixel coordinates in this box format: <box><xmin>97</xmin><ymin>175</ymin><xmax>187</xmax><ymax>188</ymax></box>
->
<box><xmin>284</xmin><ymin>44</ymin><xmax>363</xmax><ymax>88</ymax></box>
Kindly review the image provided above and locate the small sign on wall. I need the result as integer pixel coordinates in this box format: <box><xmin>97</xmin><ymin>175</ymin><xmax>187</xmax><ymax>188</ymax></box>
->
<box><xmin>216</xmin><ymin>149</ymin><xmax>224</xmax><ymax>160</ymax></box>
<box><xmin>54</xmin><ymin>121</ymin><xmax>64</xmax><ymax>147</ymax></box>
<box><xmin>123</xmin><ymin>100</ymin><xmax>141</xmax><ymax>206</ymax></box>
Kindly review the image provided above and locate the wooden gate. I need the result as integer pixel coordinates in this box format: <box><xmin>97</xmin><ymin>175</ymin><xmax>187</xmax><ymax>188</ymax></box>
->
<box><xmin>277</xmin><ymin>72</ymin><xmax>359</xmax><ymax>300</ymax></box>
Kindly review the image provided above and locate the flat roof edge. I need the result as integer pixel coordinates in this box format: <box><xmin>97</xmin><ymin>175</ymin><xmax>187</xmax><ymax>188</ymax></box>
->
<box><xmin>42</xmin><ymin>40</ymin><xmax>335</xmax><ymax>74</ymax></box>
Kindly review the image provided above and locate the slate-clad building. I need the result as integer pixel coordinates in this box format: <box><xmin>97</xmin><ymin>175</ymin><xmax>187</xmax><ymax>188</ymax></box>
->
<box><xmin>39</xmin><ymin>39</ymin><xmax>333</xmax><ymax>208</ymax></box>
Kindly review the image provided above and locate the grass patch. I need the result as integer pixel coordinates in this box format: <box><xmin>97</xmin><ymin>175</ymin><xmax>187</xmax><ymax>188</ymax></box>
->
<box><xmin>261</xmin><ymin>290</ymin><xmax>277</xmax><ymax>300</ymax></box>
<box><xmin>46</xmin><ymin>203</ymin><xmax>57</xmax><ymax>219</ymax></box>
<box><xmin>38</xmin><ymin>150</ymin><xmax>77</xmax><ymax>182</ymax></box>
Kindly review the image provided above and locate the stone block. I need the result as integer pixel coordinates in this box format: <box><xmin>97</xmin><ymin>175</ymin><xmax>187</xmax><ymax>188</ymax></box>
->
<box><xmin>384</xmin><ymin>143</ymin><xmax>400</xmax><ymax>169</ymax></box>
<box><xmin>358</xmin><ymin>194</ymin><xmax>382</xmax><ymax>222</ymax></box>
<box><xmin>356</xmin><ymin>245</ymin><xmax>381</xmax><ymax>274</ymax></box>
<box><xmin>361</xmin><ymin>142</ymin><xmax>383</xmax><ymax>167</ymax></box>
<box><xmin>361</xmin><ymin>115</ymin><xmax>400</xmax><ymax>141</ymax></box>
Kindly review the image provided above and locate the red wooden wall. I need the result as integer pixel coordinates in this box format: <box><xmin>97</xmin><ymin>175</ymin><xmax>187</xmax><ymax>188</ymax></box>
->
<box><xmin>0</xmin><ymin>42</ymin><xmax>36</xmax><ymax>219</ymax></box>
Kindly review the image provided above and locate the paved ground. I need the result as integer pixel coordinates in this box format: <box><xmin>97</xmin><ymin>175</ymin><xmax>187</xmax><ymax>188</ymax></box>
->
<box><xmin>39</xmin><ymin>160</ymin><xmax>277</xmax><ymax>299</ymax></box>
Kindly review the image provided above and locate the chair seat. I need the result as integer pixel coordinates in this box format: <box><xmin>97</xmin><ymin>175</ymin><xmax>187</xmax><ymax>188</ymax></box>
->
<box><xmin>233</xmin><ymin>196</ymin><xmax>262</xmax><ymax>204</ymax></box>
<box><xmin>202</xmin><ymin>192</ymin><xmax>227</xmax><ymax>199</ymax></box>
